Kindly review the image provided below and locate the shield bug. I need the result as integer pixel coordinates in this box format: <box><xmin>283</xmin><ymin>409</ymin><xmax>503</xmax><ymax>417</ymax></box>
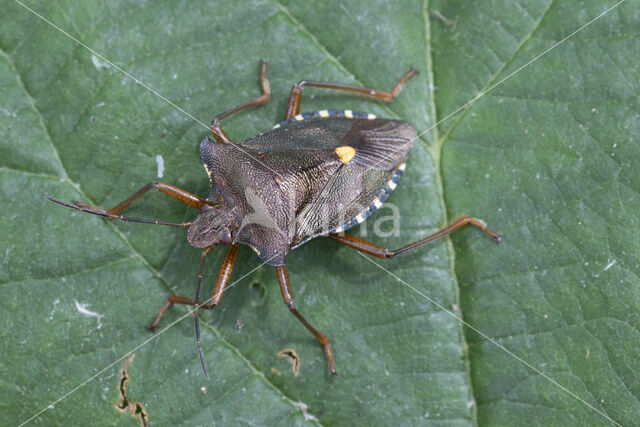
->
<box><xmin>48</xmin><ymin>61</ymin><xmax>501</xmax><ymax>376</ymax></box>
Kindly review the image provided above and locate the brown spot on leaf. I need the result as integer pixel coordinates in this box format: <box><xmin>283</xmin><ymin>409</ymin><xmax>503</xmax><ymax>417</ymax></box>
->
<box><xmin>277</xmin><ymin>348</ymin><xmax>301</xmax><ymax>377</ymax></box>
<box><xmin>115</xmin><ymin>354</ymin><xmax>149</xmax><ymax>427</ymax></box>
<box><xmin>270</xmin><ymin>367</ymin><xmax>282</xmax><ymax>376</ymax></box>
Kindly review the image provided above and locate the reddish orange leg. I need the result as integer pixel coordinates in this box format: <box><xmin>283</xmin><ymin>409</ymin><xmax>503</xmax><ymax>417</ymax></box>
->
<box><xmin>148</xmin><ymin>244</ymin><xmax>239</xmax><ymax>376</ymax></box>
<box><xmin>275</xmin><ymin>266</ymin><xmax>337</xmax><ymax>376</ymax></box>
<box><xmin>91</xmin><ymin>181</ymin><xmax>207</xmax><ymax>214</ymax></box>
<box><xmin>46</xmin><ymin>181</ymin><xmax>207</xmax><ymax>227</ymax></box>
<box><xmin>210</xmin><ymin>60</ymin><xmax>271</xmax><ymax>144</ymax></box>
<box><xmin>148</xmin><ymin>244</ymin><xmax>239</xmax><ymax>329</ymax></box>
<box><xmin>285</xmin><ymin>67</ymin><xmax>418</xmax><ymax>120</ymax></box>
<box><xmin>329</xmin><ymin>215</ymin><xmax>501</xmax><ymax>258</ymax></box>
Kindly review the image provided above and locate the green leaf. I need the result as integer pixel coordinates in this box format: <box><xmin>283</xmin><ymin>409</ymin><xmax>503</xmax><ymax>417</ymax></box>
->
<box><xmin>1</xmin><ymin>0</ymin><xmax>637</xmax><ymax>425</ymax></box>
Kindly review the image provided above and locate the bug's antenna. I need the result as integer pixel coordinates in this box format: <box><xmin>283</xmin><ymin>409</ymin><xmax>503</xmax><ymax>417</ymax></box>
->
<box><xmin>194</xmin><ymin>247</ymin><xmax>212</xmax><ymax>377</ymax></box>
<box><xmin>46</xmin><ymin>197</ymin><xmax>193</xmax><ymax>227</ymax></box>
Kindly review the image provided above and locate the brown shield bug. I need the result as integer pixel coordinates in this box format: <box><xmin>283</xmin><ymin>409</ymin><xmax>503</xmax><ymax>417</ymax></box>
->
<box><xmin>48</xmin><ymin>61</ymin><xmax>500</xmax><ymax>376</ymax></box>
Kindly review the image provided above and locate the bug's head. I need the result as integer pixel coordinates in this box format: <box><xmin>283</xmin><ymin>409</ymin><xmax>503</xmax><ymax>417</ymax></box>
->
<box><xmin>187</xmin><ymin>205</ymin><xmax>234</xmax><ymax>248</ymax></box>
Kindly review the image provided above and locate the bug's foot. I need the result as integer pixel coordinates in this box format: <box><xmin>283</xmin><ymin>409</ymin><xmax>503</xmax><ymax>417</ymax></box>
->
<box><xmin>473</xmin><ymin>218</ymin><xmax>502</xmax><ymax>244</ymax></box>
<box><xmin>322</xmin><ymin>341</ymin><xmax>338</xmax><ymax>377</ymax></box>
<box><xmin>330</xmin><ymin>365</ymin><xmax>339</xmax><ymax>377</ymax></box>
<box><xmin>147</xmin><ymin>314</ymin><xmax>163</xmax><ymax>332</ymax></box>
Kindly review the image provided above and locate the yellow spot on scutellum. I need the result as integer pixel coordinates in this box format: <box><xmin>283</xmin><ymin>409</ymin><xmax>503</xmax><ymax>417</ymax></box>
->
<box><xmin>203</xmin><ymin>163</ymin><xmax>212</xmax><ymax>177</ymax></box>
<box><xmin>335</xmin><ymin>146</ymin><xmax>356</xmax><ymax>164</ymax></box>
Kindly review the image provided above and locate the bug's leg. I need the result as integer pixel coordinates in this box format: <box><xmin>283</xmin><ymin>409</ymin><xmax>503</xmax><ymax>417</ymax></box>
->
<box><xmin>210</xmin><ymin>60</ymin><xmax>271</xmax><ymax>144</ymax></box>
<box><xmin>47</xmin><ymin>181</ymin><xmax>209</xmax><ymax>227</ymax></box>
<box><xmin>275</xmin><ymin>265</ymin><xmax>337</xmax><ymax>376</ymax></box>
<box><xmin>329</xmin><ymin>215</ymin><xmax>501</xmax><ymax>258</ymax></box>
<box><xmin>148</xmin><ymin>243</ymin><xmax>239</xmax><ymax>330</ymax></box>
<box><xmin>148</xmin><ymin>244</ymin><xmax>238</xmax><ymax>376</ymax></box>
<box><xmin>65</xmin><ymin>181</ymin><xmax>208</xmax><ymax>214</ymax></box>
<box><xmin>285</xmin><ymin>67</ymin><xmax>418</xmax><ymax>120</ymax></box>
